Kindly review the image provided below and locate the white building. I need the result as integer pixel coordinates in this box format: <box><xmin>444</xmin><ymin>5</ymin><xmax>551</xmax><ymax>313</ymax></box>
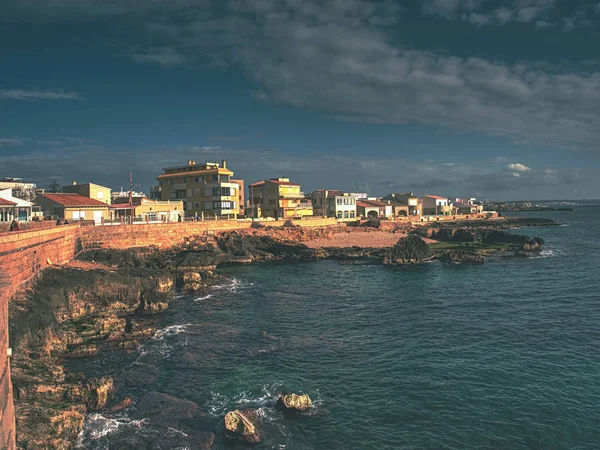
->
<box><xmin>0</xmin><ymin>188</ymin><xmax>33</xmax><ymax>222</ymax></box>
<box><xmin>423</xmin><ymin>195</ymin><xmax>452</xmax><ymax>216</ymax></box>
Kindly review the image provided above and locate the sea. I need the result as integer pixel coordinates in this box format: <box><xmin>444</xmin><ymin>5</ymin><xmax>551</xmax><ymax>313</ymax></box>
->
<box><xmin>69</xmin><ymin>206</ymin><xmax>600</xmax><ymax>450</ymax></box>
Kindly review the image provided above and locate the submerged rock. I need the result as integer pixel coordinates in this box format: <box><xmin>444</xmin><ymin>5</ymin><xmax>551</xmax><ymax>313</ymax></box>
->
<box><xmin>224</xmin><ymin>409</ymin><xmax>261</xmax><ymax>443</ymax></box>
<box><xmin>276</xmin><ymin>393</ymin><xmax>313</xmax><ymax>412</ymax></box>
<box><xmin>383</xmin><ymin>235</ymin><xmax>430</xmax><ymax>265</ymax></box>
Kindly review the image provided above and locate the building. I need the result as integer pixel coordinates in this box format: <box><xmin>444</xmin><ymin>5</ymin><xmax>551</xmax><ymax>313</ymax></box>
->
<box><xmin>356</xmin><ymin>199</ymin><xmax>392</xmax><ymax>218</ymax></box>
<box><xmin>148</xmin><ymin>185</ymin><xmax>161</xmax><ymax>200</ymax></box>
<box><xmin>156</xmin><ymin>159</ymin><xmax>242</xmax><ymax>218</ymax></box>
<box><xmin>453</xmin><ymin>201</ymin><xmax>484</xmax><ymax>215</ymax></box>
<box><xmin>111</xmin><ymin>189</ymin><xmax>145</xmax><ymax>204</ymax></box>
<box><xmin>381</xmin><ymin>192</ymin><xmax>420</xmax><ymax>216</ymax></box>
<box><xmin>35</xmin><ymin>193</ymin><xmax>110</xmax><ymax>224</ymax></box>
<box><xmin>0</xmin><ymin>188</ymin><xmax>33</xmax><ymax>222</ymax></box>
<box><xmin>249</xmin><ymin>178</ymin><xmax>313</xmax><ymax>219</ymax></box>
<box><xmin>423</xmin><ymin>195</ymin><xmax>452</xmax><ymax>216</ymax></box>
<box><xmin>231</xmin><ymin>179</ymin><xmax>245</xmax><ymax>217</ymax></box>
<box><xmin>306</xmin><ymin>190</ymin><xmax>357</xmax><ymax>220</ymax></box>
<box><xmin>0</xmin><ymin>177</ymin><xmax>37</xmax><ymax>201</ymax></box>
<box><xmin>62</xmin><ymin>182</ymin><xmax>111</xmax><ymax>205</ymax></box>
<box><xmin>110</xmin><ymin>197</ymin><xmax>183</xmax><ymax>222</ymax></box>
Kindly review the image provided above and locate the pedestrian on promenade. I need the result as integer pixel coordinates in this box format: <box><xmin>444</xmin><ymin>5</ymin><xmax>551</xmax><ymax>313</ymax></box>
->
<box><xmin>178</xmin><ymin>214</ymin><xmax>182</xmax><ymax>222</ymax></box>
<box><xmin>9</xmin><ymin>219</ymin><xmax>20</xmax><ymax>232</ymax></box>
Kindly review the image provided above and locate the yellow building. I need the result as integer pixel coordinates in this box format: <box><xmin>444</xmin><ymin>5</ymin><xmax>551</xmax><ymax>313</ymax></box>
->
<box><xmin>156</xmin><ymin>159</ymin><xmax>242</xmax><ymax>218</ymax></box>
<box><xmin>61</xmin><ymin>182</ymin><xmax>112</xmax><ymax>205</ymax></box>
<box><xmin>248</xmin><ymin>178</ymin><xmax>313</xmax><ymax>219</ymax></box>
<box><xmin>34</xmin><ymin>193</ymin><xmax>110</xmax><ymax>224</ymax></box>
<box><xmin>110</xmin><ymin>197</ymin><xmax>184</xmax><ymax>222</ymax></box>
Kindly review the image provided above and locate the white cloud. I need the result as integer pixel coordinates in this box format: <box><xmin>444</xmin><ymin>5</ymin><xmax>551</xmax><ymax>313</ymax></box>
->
<box><xmin>129</xmin><ymin>47</ymin><xmax>190</xmax><ymax>67</ymax></box>
<box><xmin>507</xmin><ymin>163</ymin><xmax>531</xmax><ymax>172</ymax></box>
<box><xmin>0</xmin><ymin>89</ymin><xmax>82</xmax><ymax>101</ymax></box>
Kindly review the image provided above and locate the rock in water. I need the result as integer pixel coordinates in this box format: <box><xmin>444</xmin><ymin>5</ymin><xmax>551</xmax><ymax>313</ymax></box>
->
<box><xmin>276</xmin><ymin>393</ymin><xmax>313</xmax><ymax>412</ymax></box>
<box><xmin>224</xmin><ymin>409</ymin><xmax>261</xmax><ymax>443</ymax></box>
<box><xmin>438</xmin><ymin>251</ymin><xmax>484</xmax><ymax>264</ymax></box>
<box><xmin>523</xmin><ymin>237</ymin><xmax>544</xmax><ymax>251</ymax></box>
<box><xmin>383</xmin><ymin>235</ymin><xmax>429</xmax><ymax>265</ymax></box>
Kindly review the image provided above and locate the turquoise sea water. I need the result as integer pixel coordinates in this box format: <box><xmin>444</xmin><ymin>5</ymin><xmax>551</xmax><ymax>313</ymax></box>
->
<box><xmin>73</xmin><ymin>207</ymin><xmax>600</xmax><ymax>449</ymax></box>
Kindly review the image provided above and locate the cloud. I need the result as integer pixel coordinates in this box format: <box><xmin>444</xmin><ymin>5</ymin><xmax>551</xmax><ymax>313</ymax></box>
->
<box><xmin>129</xmin><ymin>47</ymin><xmax>190</xmax><ymax>67</ymax></box>
<box><xmin>0</xmin><ymin>89</ymin><xmax>82</xmax><ymax>101</ymax></box>
<box><xmin>507</xmin><ymin>163</ymin><xmax>531</xmax><ymax>172</ymax></box>
<box><xmin>0</xmin><ymin>137</ymin><xmax>28</xmax><ymax>147</ymax></box>
<box><xmin>4</xmin><ymin>0</ymin><xmax>600</xmax><ymax>158</ymax></box>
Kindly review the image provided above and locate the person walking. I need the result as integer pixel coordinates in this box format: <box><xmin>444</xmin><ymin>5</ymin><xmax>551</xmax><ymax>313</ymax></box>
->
<box><xmin>9</xmin><ymin>219</ymin><xmax>20</xmax><ymax>232</ymax></box>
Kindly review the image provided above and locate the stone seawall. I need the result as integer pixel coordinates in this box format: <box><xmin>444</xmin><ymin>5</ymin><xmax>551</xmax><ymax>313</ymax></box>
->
<box><xmin>0</xmin><ymin>225</ymin><xmax>83</xmax><ymax>450</ymax></box>
<box><xmin>80</xmin><ymin>218</ymin><xmax>338</xmax><ymax>249</ymax></box>
<box><xmin>1</xmin><ymin>270</ymin><xmax>16</xmax><ymax>450</ymax></box>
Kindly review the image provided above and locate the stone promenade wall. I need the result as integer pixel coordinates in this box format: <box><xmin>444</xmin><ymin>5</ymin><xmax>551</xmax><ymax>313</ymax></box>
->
<box><xmin>0</xmin><ymin>270</ymin><xmax>15</xmax><ymax>450</ymax></box>
<box><xmin>80</xmin><ymin>218</ymin><xmax>338</xmax><ymax>249</ymax></box>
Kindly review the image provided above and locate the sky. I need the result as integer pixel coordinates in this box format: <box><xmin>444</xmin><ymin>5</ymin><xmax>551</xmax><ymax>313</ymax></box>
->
<box><xmin>1</xmin><ymin>0</ymin><xmax>599</xmax><ymax>200</ymax></box>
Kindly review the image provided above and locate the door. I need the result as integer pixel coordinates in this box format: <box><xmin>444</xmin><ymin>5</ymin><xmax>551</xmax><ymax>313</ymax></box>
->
<box><xmin>93</xmin><ymin>210</ymin><xmax>103</xmax><ymax>225</ymax></box>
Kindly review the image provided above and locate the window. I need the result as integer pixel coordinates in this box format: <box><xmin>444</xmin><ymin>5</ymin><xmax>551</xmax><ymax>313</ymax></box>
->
<box><xmin>193</xmin><ymin>189</ymin><xmax>200</xmax><ymax>196</ymax></box>
<box><xmin>183</xmin><ymin>178</ymin><xmax>187</xmax><ymax>183</ymax></box>
<box><xmin>220</xmin><ymin>175</ymin><xmax>229</xmax><ymax>182</ymax></box>
<box><xmin>186</xmin><ymin>202</ymin><xmax>192</xmax><ymax>211</ymax></box>
<box><xmin>213</xmin><ymin>201</ymin><xmax>234</xmax><ymax>210</ymax></box>
<box><xmin>97</xmin><ymin>191</ymin><xmax>104</xmax><ymax>199</ymax></box>
<box><xmin>187</xmin><ymin>189</ymin><xmax>192</xmax><ymax>198</ymax></box>
<box><xmin>203</xmin><ymin>201</ymin><xmax>213</xmax><ymax>210</ymax></box>
<box><xmin>268</xmin><ymin>199</ymin><xmax>276</xmax><ymax>205</ymax></box>
<box><xmin>350</xmin><ymin>212</ymin><xmax>355</xmax><ymax>218</ymax></box>
<box><xmin>212</xmin><ymin>175</ymin><xmax>218</xmax><ymax>182</ymax></box>
<box><xmin>195</xmin><ymin>202</ymin><xmax>200</xmax><ymax>208</ymax></box>
<box><xmin>169</xmin><ymin>180</ymin><xmax>173</xmax><ymax>185</ymax></box>
<box><xmin>344</xmin><ymin>211</ymin><xmax>349</xmax><ymax>219</ymax></box>
<box><xmin>194</xmin><ymin>177</ymin><xmax>199</xmax><ymax>183</ymax></box>
<box><xmin>337</xmin><ymin>211</ymin><xmax>343</xmax><ymax>219</ymax></box>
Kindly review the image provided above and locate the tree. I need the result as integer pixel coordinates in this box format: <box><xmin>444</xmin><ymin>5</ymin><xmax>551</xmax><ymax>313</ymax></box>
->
<box><xmin>12</xmin><ymin>184</ymin><xmax>37</xmax><ymax>201</ymax></box>
<box><xmin>47</xmin><ymin>180</ymin><xmax>62</xmax><ymax>193</ymax></box>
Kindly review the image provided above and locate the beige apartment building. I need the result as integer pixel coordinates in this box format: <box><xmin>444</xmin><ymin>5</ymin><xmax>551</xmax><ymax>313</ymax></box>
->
<box><xmin>249</xmin><ymin>178</ymin><xmax>313</xmax><ymax>219</ymax></box>
<box><xmin>62</xmin><ymin>182</ymin><xmax>112</xmax><ymax>205</ymax></box>
<box><xmin>156</xmin><ymin>159</ymin><xmax>243</xmax><ymax>218</ymax></box>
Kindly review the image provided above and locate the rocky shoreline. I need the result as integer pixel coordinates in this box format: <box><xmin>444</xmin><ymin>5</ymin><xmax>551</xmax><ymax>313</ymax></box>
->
<box><xmin>9</xmin><ymin>216</ymin><xmax>558</xmax><ymax>448</ymax></box>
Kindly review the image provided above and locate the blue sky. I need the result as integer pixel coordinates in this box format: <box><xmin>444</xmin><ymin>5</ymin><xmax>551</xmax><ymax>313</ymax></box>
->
<box><xmin>1</xmin><ymin>0</ymin><xmax>599</xmax><ymax>200</ymax></box>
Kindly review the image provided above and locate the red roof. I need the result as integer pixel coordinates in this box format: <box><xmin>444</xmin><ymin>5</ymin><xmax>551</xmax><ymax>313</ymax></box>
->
<box><xmin>249</xmin><ymin>179</ymin><xmax>299</xmax><ymax>187</ymax></box>
<box><xmin>424</xmin><ymin>195</ymin><xmax>447</xmax><ymax>200</ymax></box>
<box><xmin>37</xmin><ymin>193</ymin><xmax>109</xmax><ymax>207</ymax></box>
<box><xmin>357</xmin><ymin>200</ymin><xmax>388</xmax><ymax>207</ymax></box>
<box><xmin>0</xmin><ymin>197</ymin><xmax>17</xmax><ymax>206</ymax></box>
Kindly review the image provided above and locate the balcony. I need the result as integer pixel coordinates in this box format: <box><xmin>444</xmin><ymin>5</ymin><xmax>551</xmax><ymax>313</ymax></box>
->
<box><xmin>280</xmin><ymin>192</ymin><xmax>305</xmax><ymax>199</ymax></box>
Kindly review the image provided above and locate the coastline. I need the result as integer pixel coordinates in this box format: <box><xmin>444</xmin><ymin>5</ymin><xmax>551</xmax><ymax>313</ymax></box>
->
<box><xmin>8</xmin><ymin>216</ymin><xmax>559</xmax><ymax>448</ymax></box>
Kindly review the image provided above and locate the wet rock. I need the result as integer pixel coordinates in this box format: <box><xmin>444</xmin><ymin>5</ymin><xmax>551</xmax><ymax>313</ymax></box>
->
<box><xmin>383</xmin><ymin>235</ymin><xmax>430</xmax><ymax>265</ymax></box>
<box><xmin>60</xmin><ymin>344</ymin><xmax>100</xmax><ymax>358</ymax></box>
<box><xmin>276</xmin><ymin>393</ymin><xmax>313</xmax><ymax>412</ymax></box>
<box><xmin>110</xmin><ymin>396</ymin><xmax>133</xmax><ymax>412</ymax></box>
<box><xmin>523</xmin><ymin>237</ymin><xmax>544</xmax><ymax>251</ymax></box>
<box><xmin>437</xmin><ymin>251</ymin><xmax>484</xmax><ymax>264</ymax></box>
<box><xmin>65</xmin><ymin>376</ymin><xmax>114</xmax><ymax>410</ymax></box>
<box><xmin>224</xmin><ymin>409</ymin><xmax>261</xmax><ymax>444</ymax></box>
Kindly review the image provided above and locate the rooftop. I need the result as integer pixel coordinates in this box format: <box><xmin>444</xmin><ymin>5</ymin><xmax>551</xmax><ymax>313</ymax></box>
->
<box><xmin>424</xmin><ymin>195</ymin><xmax>447</xmax><ymax>200</ymax></box>
<box><xmin>36</xmin><ymin>193</ymin><xmax>110</xmax><ymax>207</ymax></box>
<box><xmin>357</xmin><ymin>199</ymin><xmax>389</xmax><ymax>207</ymax></box>
<box><xmin>0</xmin><ymin>197</ymin><xmax>17</xmax><ymax>206</ymax></box>
<box><xmin>249</xmin><ymin>178</ymin><xmax>300</xmax><ymax>187</ymax></box>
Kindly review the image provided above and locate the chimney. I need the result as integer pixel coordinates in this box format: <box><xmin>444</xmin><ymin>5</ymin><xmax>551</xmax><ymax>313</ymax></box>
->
<box><xmin>72</xmin><ymin>181</ymin><xmax>77</xmax><ymax>185</ymax></box>
<box><xmin>221</xmin><ymin>159</ymin><xmax>227</xmax><ymax>169</ymax></box>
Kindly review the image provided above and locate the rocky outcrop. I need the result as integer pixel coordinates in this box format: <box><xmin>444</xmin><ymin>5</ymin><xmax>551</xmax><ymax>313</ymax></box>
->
<box><xmin>383</xmin><ymin>235</ymin><xmax>430</xmax><ymax>265</ymax></box>
<box><xmin>422</xmin><ymin>217</ymin><xmax>559</xmax><ymax>229</ymax></box>
<box><xmin>224</xmin><ymin>409</ymin><xmax>261</xmax><ymax>443</ymax></box>
<box><xmin>437</xmin><ymin>251</ymin><xmax>484</xmax><ymax>264</ymax></box>
<box><xmin>482</xmin><ymin>230</ymin><xmax>544</xmax><ymax>251</ymax></box>
<box><xmin>276</xmin><ymin>393</ymin><xmax>313</xmax><ymax>412</ymax></box>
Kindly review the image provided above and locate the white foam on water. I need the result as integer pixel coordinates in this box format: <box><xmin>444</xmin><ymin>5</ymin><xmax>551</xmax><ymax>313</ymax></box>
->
<box><xmin>194</xmin><ymin>294</ymin><xmax>213</xmax><ymax>302</ymax></box>
<box><xmin>76</xmin><ymin>414</ymin><xmax>150</xmax><ymax>448</ymax></box>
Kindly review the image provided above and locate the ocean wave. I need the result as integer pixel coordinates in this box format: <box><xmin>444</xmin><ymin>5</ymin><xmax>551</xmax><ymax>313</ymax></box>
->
<box><xmin>76</xmin><ymin>414</ymin><xmax>149</xmax><ymax>448</ymax></box>
<box><xmin>194</xmin><ymin>294</ymin><xmax>213</xmax><ymax>302</ymax></box>
<box><xmin>212</xmin><ymin>277</ymin><xmax>254</xmax><ymax>293</ymax></box>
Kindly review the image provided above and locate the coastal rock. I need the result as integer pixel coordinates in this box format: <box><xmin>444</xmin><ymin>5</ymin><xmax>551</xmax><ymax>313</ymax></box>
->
<box><xmin>523</xmin><ymin>237</ymin><xmax>544</xmax><ymax>251</ymax></box>
<box><xmin>65</xmin><ymin>376</ymin><xmax>114</xmax><ymax>410</ymax></box>
<box><xmin>383</xmin><ymin>235</ymin><xmax>430</xmax><ymax>265</ymax></box>
<box><xmin>224</xmin><ymin>409</ymin><xmax>261</xmax><ymax>443</ymax></box>
<box><xmin>276</xmin><ymin>393</ymin><xmax>313</xmax><ymax>412</ymax></box>
<box><xmin>437</xmin><ymin>251</ymin><xmax>484</xmax><ymax>264</ymax></box>
<box><xmin>110</xmin><ymin>396</ymin><xmax>133</xmax><ymax>412</ymax></box>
